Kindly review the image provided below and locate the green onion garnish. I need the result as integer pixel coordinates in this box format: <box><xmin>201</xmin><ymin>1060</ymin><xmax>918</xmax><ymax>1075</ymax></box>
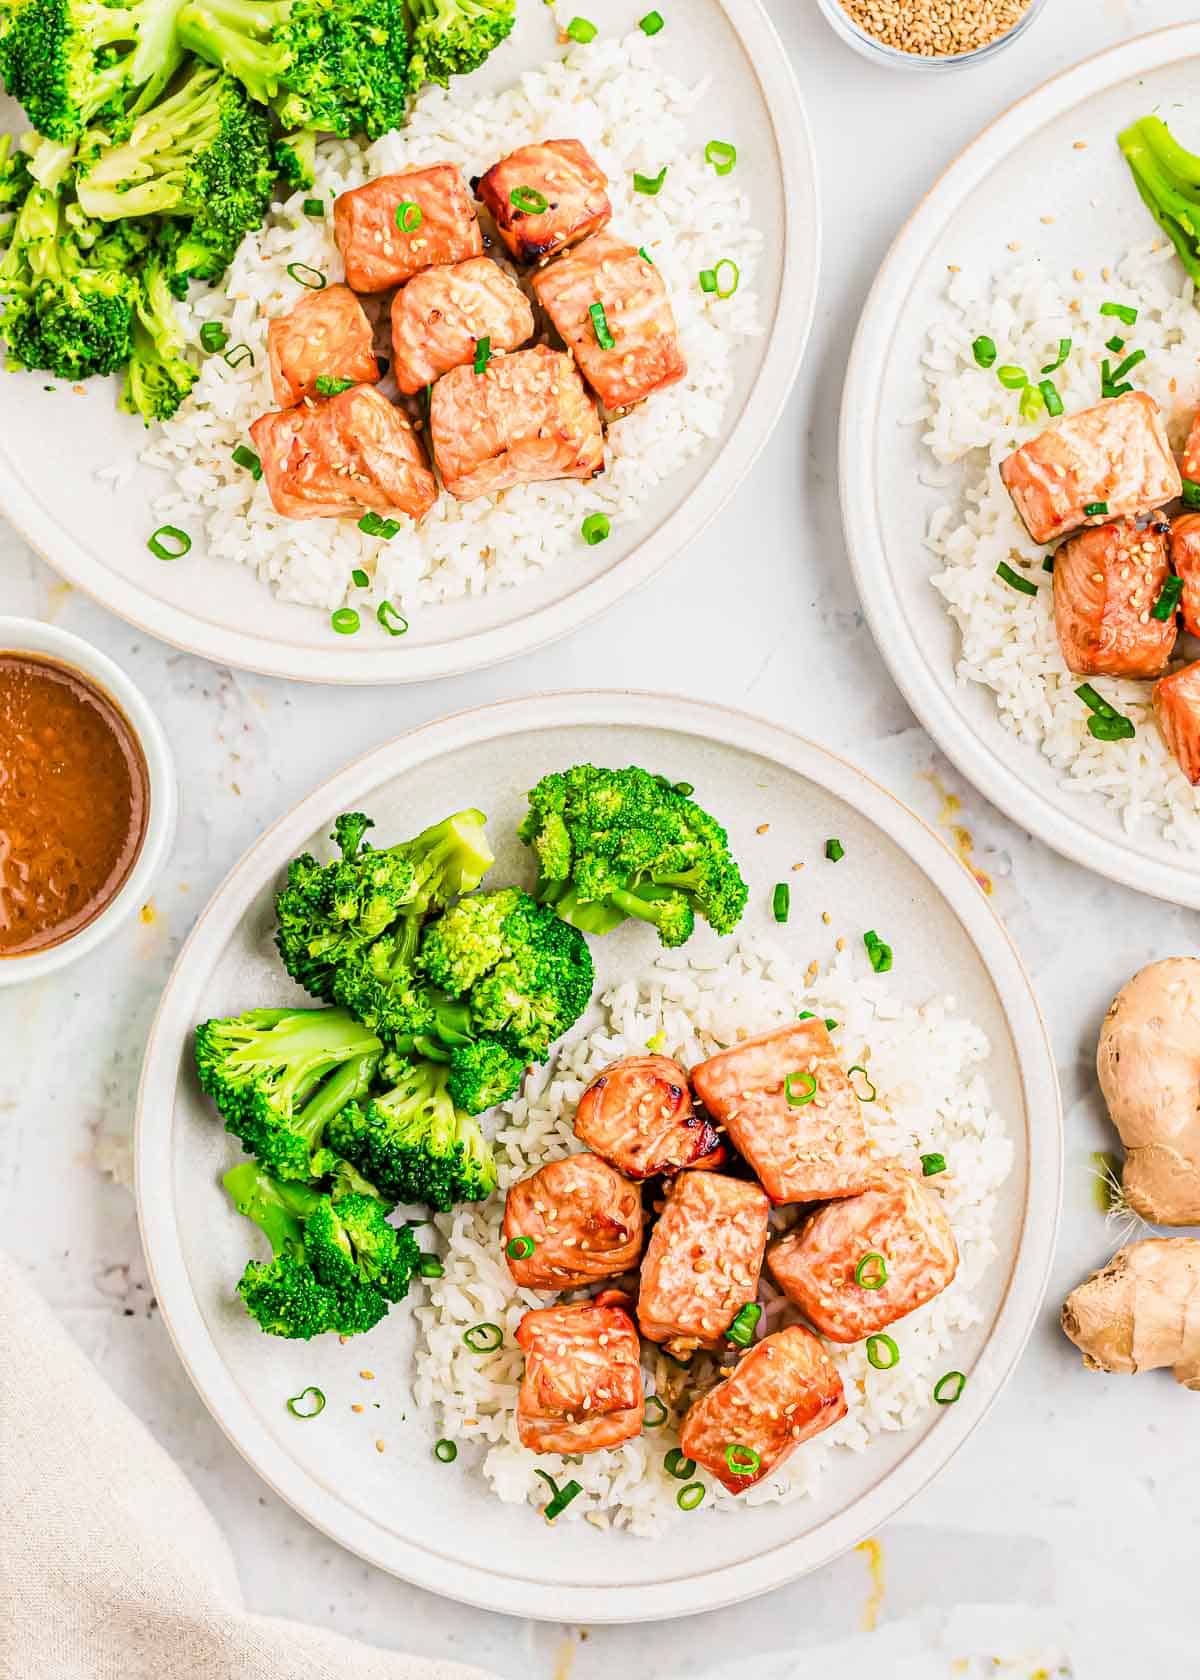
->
<box><xmin>1151</xmin><ymin>575</ymin><xmax>1183</xmax><ymax>621</ymax></box>
<box><xmin>854</xmin><ymin>1251</ymin><xmax>888</xmax><ymax>1291</ymax></box>
<box><xmin>1100</xmin><ymin>301</ymin><xmax>1138</xmax><ymax>326</ymax></box>
<box><xmin>505</xmin><ymin>1236</ymin><xmax>535</xmax><ymax>1260</ymax></box>
<box><xmin>581</xmin><ymin>511</ymin><xmax>610</xmax><ymax>545</ymax></box>
<box><xmin>847</xmin><ymin>1065</ymin><xmax>876</xmax><ymax>1102</ymax></box>
<box><xmin>589</xmin><ymin>300</ymin><xmax>615</xmax><ymax>349</ymax></box>
<box><xmin>1040</xmin><ymin>337</ymin><xmax>1071</xmax><ymax>373</ymax></box>
<box><xmin>971</xmin><ymin>336</ymin><xmax>997</xmax><ymax>368</ymax></box>
<box><xmin>1019</xmin><ymin>382</ymin><xmax>1044</xmax><ymax>424</ymax></box>
<box><xmin>643</xmin><ymin>1394</ymin><xmax>668</xmax><ymax>1427</ymax></box>
<box><xmin>303</xmin><ymin>197</ymin><xmax>324</xmax><ymax>217</ymax></box>
<box><xmin>509</xmin><ymin>185</ymin><xmax>549</xmax><ymax>214</ymax></box>
<box><xmin>565</xmin><ymin>15</ymin><xmax>597</xmax><ymax>42</ymax></box>
<box><xmin>796</xmin><ymin>1012</ymin><xmax>838</xmax><ymax>1031</ymax></box>
<box><xmin>726</xmin><ymin>1302</ymin><xmax>762</xmax><ymax>1348</ymax></box>
<box><xmin>395</xmin><ymin>200</ymin><xmax>423</xmax><ymax>232</ymax></box>
<box><xmin>664</xmin><ymin>1447</ymin><xmax>696</xmax><ymax>1480</ymax></box>
<box><xmin>772</xmin><ymin>881</ymin><xmax>790</xmax><ymax>923</ymax></box>
<box><xmin>866</xmin><ymin>1334</ymin><xmax>899</xmax><ymax>1370</ymax></box>
<box><xmin>677</xmin><ymin>1481</ymin><xmax>705</xmax><ymax>1511</ymax></box>
<box><xmin>434</xmin><ymin>1438</ymin><xmax>457</xmax><ymax>1462</ymax></box>
<box><xmin>199</xmin><ymin>321</ymin><xmax>228</xmax><ymax>352</ymax></box>
<box><xmin>1099</xmin><ymin>358</ymin><xmax>1131</xmax><ymax>399</ymax></box>
<box><xmin>1038</xmin><ymin>379</ymin><xmax>1064</xmax><ymax>417</ymax></box>
<box><xmin>1108</xmin><ymin>348</ymin><xmax>1146</xmax><ymax>384</ymax></box>
<box><xmin>1083</xmin><ymin>502</ymin><xmax>1108</xmax><ymax>517</ymax></box>
<box><xmin>232</xmin><ymin>444</ymin><xmax>262</xmax><ymax>480</ymax></box>
<box><xmin>147</xmin><ymin>525</ymin><xmax>191</xmax><ymax>560</ymax></box>
<box><xmin>996</xmin><ymin>560</ymin><xmax>1038</xmax><ymax>596</ymax></box>
<box><xmin>638</xmin><ymin>245</ymin><xmax>654</xmax><ymax>265</ymax></box>
<box><xmin>358</xmin><ymin>511</ymin><xmax>401</xmax><ymax>539</ymax></box>
<box><xmin>724</xmin><ymin>1443</ymin><xmax>760</xmax><ymax>1478</ymax></box>
<box><xmin>330</xmin><ymin>607</ymin><xmax>360</xmax><ymax>635</ymax></box>
<box><xmin>673</xmin><ymin>780</ymin><xmax>694</xmax><ymax>796</ymax></box>
<box><xmin>634</xmin><ymin>166</ymin><xmax>667</xmax><ymax>195</ymax></box>
<box><xmin>934</xmin><ymin>1370</ymin><xmax>966</xmax><ymax>1405</ymax></box>
<box><xmin>463</xmin><ymin>1322</ymin><xmax>503</xmax><ymax>1353</ymax></box>
<box><xmin>351</xmin><ymin>567</ymin><xmax>369</xmax><ymax>588</ymax></box>
<box><xmin>473</xmin><ymin>335</ymin><xmax>491</xmax><ymax>374</ymax></box>
<box><xmin>417</xmin><ymin>1253</ymin><xmax>444</xmax><ymax>1277</ymax></box>
<box><xmin>1076</xmin><ymin>683</ymin><xmax>1136</xmax><ymax>742</ymax></box>
<box><xmin>1105</xmin><ymin>335</ymin><xmax>1126</xmax><ymax>353</ymax></box>
<box><xmin>1043</xmin><ymin>555</ymin><xmax>1055</xmax><ymax>572</ymax></box>
<box><xmin>377</xmin><ymin>600</ymin><xmax>408</xmax><ymax>637</ymax></box>
<box><xmin>639</xmin><ymin>8</ymin><xmax>664</xmax><ymax>32</ymax></box>
<box><xmin>825</xmin><ymin>837</ymin><xmax>844</xmax><ymax>862</ymax></box>
<box><xmin>223</xmin><ymin>343</ymin><xmax>254</xmax><ymax>369</ymax></box>
<box><xmin>864</xmin><ymin>929</ymin><xmax>892</xmax><ymax>973</ymax></box>
<box><xmin>534</xmin><ymin>1468</ymin><xmax>584</xmax><ymax>1520</ymax></box>
<box><xmin>286</xmin><ymin>1385</ymin><xmax>326</xmax><ymax>1418</ymax></box>
<box><xmin>996</xmin><ymin>365</ymin><xmax>1028</xmax><ymax>389</ymax></box>
<box><xmin>704</xmin><ymin>139</ymin><xmax>737</xmax><ymax>176</ymax></box>
<box><xmin>315</xmin><ymin>375</ymin><xmax>354</xmax><ymax>396</ymax></box>
<box><xmin>1184</xmin><ymin>479</ymin><xmax>1200</xmax><ymax>510</ymax></box>
<box><xmin>784</xmin><ymin>1070</ymin><xmax>817</xmax><ymax>1107</ymax></box>
<box><xmin>921</xmin><ymin>1152</ymin><xmax>947</xmax><ymax>1176</ymax></box>
<box><xmin>699</xmin><ymin>259</ymin><xmax>739</xmax><ymax>299</ymax></box>
<box><xmin>287</xmin><ymin>262</ymin><xmax>326</xmax><ymax>290</ymax></box>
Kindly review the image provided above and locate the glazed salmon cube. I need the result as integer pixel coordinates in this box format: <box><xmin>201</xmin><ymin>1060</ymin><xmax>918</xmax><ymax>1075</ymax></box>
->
<box><xmin>429</xmin><ymin>344</ymin><xmax>604</xmax><ymax>501</ymax></box>
<box><xmin>515</xmin><ymin>1293</ymin><xmax>643</xmax><ymax>1455</ymax></box>
<box><xmin>502</xmin><ymin>1152</ymin><xmax>643</xmax><ymax>1292</ymax></box>
<box><xmin>1183</xmin><ymin>410</ymin><xmax>1200</xmax><ymax>481</ymax></box>
<box><xmin>1053</xmin><ymin>516</ymin><xmax>1176</xmax><ymax>678</ymax></box>
<box><xmin>678</xmin><ymin>1326</ymin><xmax>846</xmax><ymax>1494</ymax></box>
<box><xmin>531</xmin><ymin>230</ymin><xmax>687</xmax><ymax>411</ymax></box>
<box><xmin>1154</xmin><ymin>661</ymin><xmax>1200</xmax><ymax>785</ymax></box>
<box><xmin>637</xmin><ymin>1171</ymin><xmax>769</xmax><ymax>1359</ymax></box>
<box><xmin>574</xmin><ymin>1054</ymin><xmax>722</xmax><ymax>1180</ymax></box>
<box><xmin>266</xmin><ymin>284</ymin><xmax>379</xmax><ymax>409</ymax></box>
<box><xmin>766</xmin><ymin>1163</ymin><xmax>958</xmax><ymax>1343</ymax></box>
<box><xmin>250</xmin><ymin>384</ymin><xmax>437</xmax><ymax>522</ymax></box>
<box><xmin>477</xmin><ymin>139</ymin><xmax>610</xmax><ymax>264</ymax></box>
<box><xmin>333</xmin><ymin>164</ymin><xmax>482</xmax><ymax>293</ymax></box>
<box><xmin>389</xmin><ymin>256</ymin><xmax>533</xmax><ymax>395</ymax></box>
<box><xmin>691</xmin><ymin>1021</ymin><xmax>874</xmax><ymax>1205</ymax></box>
<box><xmin>1000</xmin><ymin>391</ymin><xmax>1181</xmax><ymax>545</ymax></box>
<box><xmin>1169</xmin><ymin>513</ymin><xmax>1200</xmax><ymax>637</ymax></box>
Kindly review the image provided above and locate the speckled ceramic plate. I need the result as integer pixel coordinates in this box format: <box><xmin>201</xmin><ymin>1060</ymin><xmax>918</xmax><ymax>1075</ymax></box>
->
<box><xmin>135</xmin><ymin>692</ymin><xmax>1061</xmax><ymax>1621</ymax></box>
<box><xmin>0</xmin><ymin>0</ymin><xmax>816</xmax><ymax>683</ymax></box>
<box><xmin>841</xmin><ymin>24</ymin><xmax>1200</xmax><ymax>909</ymax></box>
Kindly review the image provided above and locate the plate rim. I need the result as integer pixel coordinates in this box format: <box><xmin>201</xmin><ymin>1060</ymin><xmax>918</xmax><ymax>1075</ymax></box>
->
<box><xmin>840</xmin><ymin>21</ymin><xmax>1200</xmax><ymax>912</ymax></box>
<box><xmin>134</xmin><ymin>688</ymin><xmax>1063</xmax><ymax>1623</ymax></box>
<box><xmin>2</xmin><ymin>0</ymin><xmax>819</xmax><ymax>686</ymax></box>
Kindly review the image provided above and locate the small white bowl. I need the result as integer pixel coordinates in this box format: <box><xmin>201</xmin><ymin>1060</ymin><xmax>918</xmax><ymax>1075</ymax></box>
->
<box><xmin>0</xmin><ymin>617</ymin><xmax>176</xmax><ymax>984</ymax></box>
<box><xmin>814</xmin><ymin>0</ymin><xmax>1050</xmax><ymax>70</ymax></box>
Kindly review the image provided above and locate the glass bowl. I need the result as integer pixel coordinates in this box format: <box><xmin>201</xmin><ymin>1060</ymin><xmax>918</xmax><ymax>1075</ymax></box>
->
<box><xmin>814</xmin><ymin>0</ymin><xmax>1050</xmax><ymax>71</ymax></box>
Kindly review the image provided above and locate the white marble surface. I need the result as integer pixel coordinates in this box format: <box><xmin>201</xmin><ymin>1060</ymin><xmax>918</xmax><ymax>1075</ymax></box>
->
<box><xmin>3</xmin><ymin>1</ymin><xmax>1199</xmax><ymax>1672</ymax></box>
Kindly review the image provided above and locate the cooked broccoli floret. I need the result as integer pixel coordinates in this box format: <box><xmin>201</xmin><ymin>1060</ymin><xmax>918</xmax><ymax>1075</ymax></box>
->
<box><xmin>404</xmin><ymin>0</ymin><xmax>514</xmax><ymax>88</ymax></box>
<box><xmin>274</xmin><ymin>125</ymin><xmax>317</xmax><ymax>189</ymax></box>
<box><xmin>326</xmin><ymin>1058</ymin><xmax>497</xmax><ymax>1211</ymax></box>
<box><xmin>195</xmin><ymin>1006</ymin><xmax>382</xmax><ymax>1181</ymax></box>
<box><xmin>118</xmin><ymin>252</ymin><xmax>197</xmax><ymax>420</ymax></box>
<box><xmin>444</xmin><ymin>1036</ymin><xmax>524</xmax><ymax>1115</ymax></box>
<box><xmin>275</xmin><ymin>808</ymin><xmax>494</xmax><ymax>1001</ymax></box>
<box><xmin>177</xmin><ymin>0</ymin><xmax>411</xmax><ymax>140</ymax></box>
<box><xmin>518</xmin><ymin>764</ymin><xmax>749</xmax><ymax>949</ymax></box>
<box><xmin>304</xmin><ymin>1189</ymin><xmax>419</xmax><ymax>1304</ymax></box>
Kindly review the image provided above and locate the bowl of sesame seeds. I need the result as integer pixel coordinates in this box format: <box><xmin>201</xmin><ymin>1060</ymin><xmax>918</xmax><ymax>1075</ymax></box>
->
<box><xmin>815</xmin><ymin>0</ymin><xmax>1049</xmax><ymax>69</ymax></box>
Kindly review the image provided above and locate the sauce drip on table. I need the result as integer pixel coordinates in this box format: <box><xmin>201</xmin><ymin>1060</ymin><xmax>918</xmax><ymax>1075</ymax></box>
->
<box><xmin>0</xmin><ymin>653</ymin><xmax>148</xmax><ymax>957</ymax></box>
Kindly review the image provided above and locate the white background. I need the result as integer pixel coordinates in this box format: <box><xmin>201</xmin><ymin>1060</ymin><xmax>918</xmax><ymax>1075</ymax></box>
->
<box><xmin>3</xmin><ymin>0</ymin><xmax>1198</xmax><ymax>1671</ymax></box>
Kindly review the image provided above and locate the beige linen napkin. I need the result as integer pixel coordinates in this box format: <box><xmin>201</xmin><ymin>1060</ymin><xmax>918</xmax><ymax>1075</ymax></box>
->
<box><xmin>0</xmin><ymin>1251</ymin><xmax>497</xmax><ymax>1680</ymax></box>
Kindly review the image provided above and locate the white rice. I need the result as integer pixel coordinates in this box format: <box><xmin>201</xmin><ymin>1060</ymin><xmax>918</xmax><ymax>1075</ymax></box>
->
<box><xmin>411</xmin><ymin>934</ymin><xmax>1012</xmax><ymax>1536</ymax></box>
<box><xmin>922</xmin><ymin>240</ymin><xmax>1200</xmax><ymax>850</ymax></box>
<box><xmin>137</xmin><ymin>26</ymin><xmax>763</xmax><ymax>618</ymax></box>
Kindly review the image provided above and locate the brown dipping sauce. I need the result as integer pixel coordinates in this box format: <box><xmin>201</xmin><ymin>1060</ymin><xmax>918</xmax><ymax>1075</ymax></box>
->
<box><xmin>0</xmin><ymin>653</ymin><xmax>149</xmax><ymax>957</ymax></box>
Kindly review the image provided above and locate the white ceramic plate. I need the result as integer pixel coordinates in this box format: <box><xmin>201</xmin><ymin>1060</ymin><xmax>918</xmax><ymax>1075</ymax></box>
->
<box><xmin>135</xmin><ymin>691</ymin><xmax>1061</xmax><ymax>1622</ymax></box>
<box><xmin>0</xmin><ymin>0</ymin><xmax>816</xmax><ymax>684</ymax></box>
<box><xmin>841</xmin><ymin>24</ymin><xmax>1200</xmax><ymax>909</ymax></box>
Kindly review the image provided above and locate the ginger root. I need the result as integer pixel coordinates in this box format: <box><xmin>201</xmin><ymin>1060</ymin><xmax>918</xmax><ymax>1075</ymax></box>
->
<box><xmin>1096</xmin><ymin>957</ymin><xmax>1200</xmax><ymax>1225</ymax></box>
<box><xmin>1061</xmin><ymin>1237</ymin><xmax>1200</xmax><ymax>1388</ymax></box>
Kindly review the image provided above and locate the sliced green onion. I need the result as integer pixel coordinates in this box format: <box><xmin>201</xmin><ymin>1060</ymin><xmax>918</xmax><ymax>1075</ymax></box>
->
<box><xmin>581</xmin><ymin>511</ymin><xmax>610</xmax><ymax>545</ymax></box>
<box><xmin>303</xmin><ymin>197</ymin><xmax>324</xmax><ymax>217</ymax></box>
<box><xmin>1108</xmin><ymin>348</ymin><xmax>1146</xmax><ymax>385</ymax></box>
<box><xmin>996</xmin><ymin>560</ymin><xmax>1038</xmax><ymax>596</ymax></box>
<box><xmin>855</xmin><ymin>1251</ymin><xmax>888</xmax><ymax>1291</ymax></box>
<box><xmin>796</xmin><ymin>1012</ymin><xmax>838</xmax><ymax>1031</ymax></box>
<box><xmin>934</xmin><ymin>1370</ymin><xmax>967</xmax><ymax>1405</ymax></box>
<box><xmin>223</xmin><ymin>342</ymin><xmax>254</xmax><ymax>369</ymax></box>
<box><xmin>232</xmin><ymin>444</ymin><xmax>262</xmax><ymax>480</ymax></box>
<box><xmin>1152</xmin><ymin>575</ymin><xmax>1183</xmax><ymax>621</ymax></box>
<box><xmin>589</xmin><ymin>300</ymin><xmax>615</xmax><ymax>350</ymax></box>
<box><xmin>434</xmin><ymin>1437</ymin><xmax>457</xmax><ymax>1462</ymax></box>
<box><xmin>509</xmin><ymin>185</ymin><xmax>549</xmax><ymax>214</ymax></box>
<box><xmin>287</xmin><ymin>261</ymin><xmax>326</xmax><ymax>290</ymax></box>
<box><xmin>784</xmin><ymin>1070</ymin><xmax>817</xmax><ymax>1107</ymax></box>
<box><xmin>866</xmin><ymin>1334</ymin><xmax>899</xmax><ymax>1370</ymax></box>
<box><xmin>505</xmin><ymin>1236</ymin><xmax>535</xmax><ymax>1260</ymax></box>
<box><xmin>1019</xmin><ymin>382</ymin><xmax>1044</xmax><ymax>424</ymax></box>
<box><xmin>996</xmin><ymin>365</ymin><xmax>1028</xmax><ymax>389</ymax></box>
<box><xmin>771</xmin><ymin>882</ymin><xmax>790</xmax><ymax>923</ymax></box>
<box><xmin>864</xmin><ymin>929</ymin><xmax>893</xmax><ymax>974</ymax></box>
<box><xmin>1040</xmin><ymin>337</ymin><xmax>1071</xmax><ymax>373</ymax></box>
<box><xmin>825</xmin><ymin>837</ymin><xmax>845</xmax><ymax>862</ymax></box>
<box><xmin>673</xmin><ymin>780</ymin><xmax>694</xmax><ymax>796</ymax></box>
<box><xmin>473</xmin><ymin>335</ymin><xmax>491</xmax><ymax>374</ymax></box>
<box><xmin>395</xmin><ymin>200</ymin><xmax>423</xmax><ymax>232</ymax></box>
<box><xmin>330</xmin><ymin>607</ymin><xmax>360</xmax><ymax>635</ymax></box>
<box><xmin>1076</xmin><ymin>683</ymin><xmax>1135</xmax><ymax>742</ymax></box>
<box><xmin>971</xmin><ymin>335</ymin><xmax>997</xmax><ymax>368</ymax></box>
<box><xmin>1100</xmin><ymin>357</ymin><xmax>1132</xmax><ymax>400</ymax></box>
<box><xmin>1038</xmin><ymin>379</ymin><xmax>1064</xmax><ymax>418</ymax></box>
<box><xmin>358</xmin><ymin>511</ymin><xmax>401</xmax><ymax>539</ymax></box>
<box><xmin>286</xmin><ymin>1385</ymin><xmax>326</xmax><ymax>1418</ymax></box>
<box><xmin>724</xmin><ymin>1443</ymin><xmax>760</xmax><ymax>1478</ymax></box>
<box><xmin>704</xmin><ymin>139</ymin><xmax>737</xmax><ymax>176</ymax></box>
<box><xmin>463</xmin><ymin>1322</ymin><xmax>503</xmax><ymax>1353</ymax></box>
<box><xmin>639</xmin><ymin>8</ymin><xmax>664</xmax><ymax>32</ymax></box>
<box><xmin>701</xmin><ymin>258</ymin><xmax>739</xmax><ymax>299</ymax></box>
<box><xmin>148</xmin><ymin>525</ymin><xmax>191</xmax><ymax>560</ymax></box>
<box><xmin>1083</xmin><ymin>501</ymin><xmax>1108</xmax><ymax>517</ymax></box>
<box><xmin>351</xmin><ymin>567</ymin><xmax>369</xmax><ymax>588</ymax></box>
<box><xmin>199</xmin><ymin>320</ymin><xmax>228</xmax><ymax>352</ymax></box>
<box><xmin>534</xmin><ymin>1467</ymin><xmax>583</xmax><ymax>1520</ymax></box>
<box><xmin>664</xmin><ymin>1447</ymin><xmax>696</xmax><ymax>1480</ymax></box>
<box><xmin>1100</xmin><ymin>301</ymin><xmax>1138</xmax><ymax>326</ymax></box>
<box><xmin>645</xmin><ymin>1028</ymin><xmax>667</xmax><ymax>1053</ymax></box>
<box><xmin>643</xmin><ymin>1394</ymin><xmax>668</xmax><ymax>1427</ymax></box>
<box><xmin>565</xmin><ymin>15</ymin><xmax>597</xmax><ymax>42</ymax></box>
<box><xmin>633</xmin><ymin>166</ymin><xmax>667</xmax><ymax>195</ymax></box>
<box><xmin>677</xmin><ymin>1481</ymin><xmax>705</xmax><ymax>1511</ymax></box>
<box><xmin>1184</xmin><ymin>478</ymin><xmax>1200</xmax><ymax>510</ymax></box>
<box><xmin>1105</xmin><ymin>335</ymin><xmax>1126</xmax><ymax>353</ymax></box>
<box><xmin>417</xmin><ymin>1253</ymin><xmax>443</xmax><ymax>1277</ymax></box>
<box><xmin>638</xmin><ymin>245</ymin><xmax>654</xmax><ymax>265</ymax></box>
<box><xmin>921</xmin><ymin>1152</ymin><xmax>947</xmax><ymax>1177</ymax></box>
<box><xmin>1043</xmin><ymin>555</ymin><xmax>1055</xmax><ymax>572</ymax></box>
<box><xmin>726</xmin><ymin>1302</ymin><xmax>762</xmax><ymax>1348</ymax></box>
<box><xmin>847</xmin><ymin>1065</ymin><xmax>876</xmax><ymax>1102</ymax></box>
<box><xmin>315</xmin><ymin>375</ymin><xmax>354</xmax><ymax>395</ymax></box>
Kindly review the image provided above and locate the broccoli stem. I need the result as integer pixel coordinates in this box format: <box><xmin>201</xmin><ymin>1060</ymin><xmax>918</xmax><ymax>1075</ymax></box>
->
<box><xmin>77</xmin><ymin>64</ymin><xmax>225</xmax><ymax>220</ymax></box>
<box><xmin>223</xmin><ymin>1162</ymin><xmax>321</xmax><ymax>1254</ymax></box>
<box><xmin>1119</xmin><ymin>120</ymin><xmax>1200</xmax><ymax>285</ymax></box>
<box><xmin>294</xmin><ymin>1049</ymin><xmax>378</xmax><ymax>1143</ymax></box>
<box><xmin>544</xmin><ymin>883</ymin><xmax>628</xmax><ymax>937</ymax></box>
